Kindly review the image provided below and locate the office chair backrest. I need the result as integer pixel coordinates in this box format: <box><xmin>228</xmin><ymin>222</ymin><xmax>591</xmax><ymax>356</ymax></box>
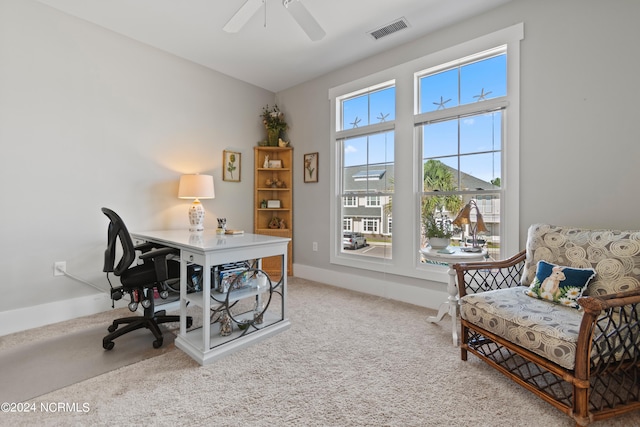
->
<box><xmin>102</xmin><ymin>207</ymin><xmax>136</xmax><ymax>277</ymax></box>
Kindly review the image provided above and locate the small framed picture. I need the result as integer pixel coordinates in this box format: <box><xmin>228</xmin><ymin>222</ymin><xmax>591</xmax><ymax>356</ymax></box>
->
<box><xmin>304</xmin><ymin>152</ymin><xmax>318</xmax><ymax>183</ymax></box>
<box><xmin>268</xmin><ymin>159</ymin><xmax>283</xmax><ymax>168</ymax></box>
<box><xmin>223</xmin><ymin>150</ymin><xmax>241</xmax><ymax>182</ymax></box>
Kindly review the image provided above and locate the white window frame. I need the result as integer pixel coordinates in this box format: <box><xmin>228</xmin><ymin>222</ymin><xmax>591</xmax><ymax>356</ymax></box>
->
<box><xmin>329</xmin><ymin>24</ymin><xmax>523</xmax><ymax>281</ymax></box>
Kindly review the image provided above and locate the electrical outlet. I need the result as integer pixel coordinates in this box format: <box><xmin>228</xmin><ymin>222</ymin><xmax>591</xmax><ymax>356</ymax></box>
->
<box><xmin>54</xmin><ymin>261</ymin><xmax>66</xmax><ymax>276</ymax></box>
<box><xmin>312</xmin><ymin>242</ymin><xmax>318</xmax><ymax>251</ymax></box>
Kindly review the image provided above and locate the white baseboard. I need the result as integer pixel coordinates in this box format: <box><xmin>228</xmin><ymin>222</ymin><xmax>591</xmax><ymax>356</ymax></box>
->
<box><xmin>0</xmin><ymin>292</ymin><xmax>113</xmax><ymax>337</ymax></box>
<box><xmin>292</xmin><ymin>263</ymin><xmax>447</xmax><ymax>311</ymax></box>
<box><xmin>0</xmin><ymin>266</ymin><xmax>447</xmax><ymax>337</ymax></box>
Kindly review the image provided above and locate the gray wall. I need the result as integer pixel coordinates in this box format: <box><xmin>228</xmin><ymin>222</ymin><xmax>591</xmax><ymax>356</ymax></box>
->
<box><xmin>2</xmin><ymin>0</ymin><xmax>640</xmax><ymax>333</ymax></box>
<box><xmin>281</xmin><ymin>0</ymin><xmax>640</xmax><ymax>291</ymax></box>
<box><xmin>0</xmin><ymin>0</ymin><xmax>274</xmax><ymax>319</ymax></box>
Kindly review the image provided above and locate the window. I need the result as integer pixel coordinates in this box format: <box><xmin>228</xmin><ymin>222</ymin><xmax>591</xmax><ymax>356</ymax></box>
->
<box><xmin>336</xmin><ymin>82</ymin><xmax>395</xmax><ymax>259</ymax></box>
<box><xmin>363</xmin><ymin>218</ymin><xmax>379</xmax><ymax>233</ymax></box>
<box><xmin>366</xmin><ymin>196</ymin><xmax>381</xmax><ymax>207</ymax></box>
<box><xmin>344</xmin><ymin>196</ymin><xmax>357</xmax><ymax>207</ymax></box>
<box><xmin>329</xmin><ymin>24</ymin><xmax>522</xmax><ymax>279</ymax></box>
<box><xmin>417</xmin><ymin>48</ymin><xmax>506</xmax><ymax>259</ymax></box>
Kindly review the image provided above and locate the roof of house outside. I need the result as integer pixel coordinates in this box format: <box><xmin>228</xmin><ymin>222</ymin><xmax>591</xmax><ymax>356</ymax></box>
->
<box><xmin>343</xmin><ymin>162</ymin><xmax>497</xmax><ymax>194</ymax></box>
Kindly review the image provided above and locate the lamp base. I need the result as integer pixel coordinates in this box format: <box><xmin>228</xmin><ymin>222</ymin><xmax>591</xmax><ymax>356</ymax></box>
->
<box><xmin>188</xmin><ymin>200</ymin><xmax>205</xmax><ymax>232</ymax></box>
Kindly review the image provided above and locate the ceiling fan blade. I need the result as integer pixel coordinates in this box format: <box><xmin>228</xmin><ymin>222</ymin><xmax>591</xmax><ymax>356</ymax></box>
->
<box><xmin>223</xmin><ymin>0</ymin><xmax>264</xmax><ymax>33</ymax></box>
<box><xmin>285</xmin><ymin>0</ymin><xmax>326</xmax><ymax>42</ymax></box>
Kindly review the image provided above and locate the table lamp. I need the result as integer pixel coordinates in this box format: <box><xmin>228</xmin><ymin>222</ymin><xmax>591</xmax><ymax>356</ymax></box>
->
<box><xmin>452</xmin><ymin>199</ymin><xmax>488</xmax><ymax>252</ymax></box>
<box><xmin>178</xmin><ymin>174</ymin><xmax>215</xmax><ymax>232</ymax></box>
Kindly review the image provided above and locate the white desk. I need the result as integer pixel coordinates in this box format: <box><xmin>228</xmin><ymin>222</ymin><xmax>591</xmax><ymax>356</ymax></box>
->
<box><xmin>131</xmin><ymin>230</ymin><xmax>291</xmax><ymax>365</ymax></box>
<box><xmin>420</xmin><ymin>246</ymin><xmax>486</xmax><ymax>345</ymax></box>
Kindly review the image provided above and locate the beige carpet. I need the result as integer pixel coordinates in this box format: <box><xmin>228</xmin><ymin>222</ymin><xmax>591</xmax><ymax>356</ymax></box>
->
<box><xmin>1</xmin><ymin>278</ymin><xmax>639</xmax><ymax>427</ymax></box>
<box><xmin>0</xmin><ymin>307</ymin><xmax>177</xmax><ymax>403</ymax></box>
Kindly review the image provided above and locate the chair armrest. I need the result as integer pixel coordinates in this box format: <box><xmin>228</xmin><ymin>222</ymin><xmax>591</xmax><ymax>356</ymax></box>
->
<box><xmin>575</xmin><ymin>289</ymin><xmax>640</xmax><ymax>379</ymax></box>
<box><xmin>134</xmin><ymin>242</ymin><xmax>158</xmax><ymax>253</ymax></box>
<box><xmin>453</xmin><ymin>250</ymin><xmax>526</xmax><ymax>298</ymax></box>
<box><xmin>139</xmin><ymin>247</ymin><xmax>180</xmax><ymax>282</ymax></box>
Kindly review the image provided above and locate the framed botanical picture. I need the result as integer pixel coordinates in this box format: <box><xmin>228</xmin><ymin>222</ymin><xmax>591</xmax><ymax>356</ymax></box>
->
<box><xmin>304</xmin><ymin>152</ymin><xmax>318</xmax><ymax>183</ymax></box>
<box><xmin>223</xmin><ymin>150</ymin><xmax>241</xmax><ymax>182</ymax></box>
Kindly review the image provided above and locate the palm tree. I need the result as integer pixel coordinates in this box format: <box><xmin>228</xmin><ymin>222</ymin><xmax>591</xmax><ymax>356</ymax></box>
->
<box><xmin>422</xmin><ymin>160</ymin><xmax>462</xmax><ymax>219</ymax></box>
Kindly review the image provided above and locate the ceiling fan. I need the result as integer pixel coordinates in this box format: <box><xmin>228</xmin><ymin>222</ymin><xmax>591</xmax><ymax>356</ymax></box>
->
<box><xmin>223</xmin><ymin>0</ymin><xmax>326</xmax><ymax>42</ymax></box>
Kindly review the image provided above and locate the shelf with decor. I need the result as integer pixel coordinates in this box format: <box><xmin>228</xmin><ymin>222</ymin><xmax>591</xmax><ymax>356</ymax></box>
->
<box><xmin>254</xmin><ymin>146</ymin><xmax>293</xmax><ymax>278</ymax></box>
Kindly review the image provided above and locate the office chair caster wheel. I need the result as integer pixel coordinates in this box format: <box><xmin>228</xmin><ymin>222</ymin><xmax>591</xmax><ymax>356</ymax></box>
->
<box><xmin>103</xmin><ymin>340</ymin><xmax>115</xmax><ymax>350</ymax></box>
<box><xmin>108</xmin><ymin>324</ymin><xmax>117</xmax><ymax>333</ymax></box>
<box><xmin>153</xmin><ymin>338</ymin><xmax>163</xmax><ymax>349</ymax></box>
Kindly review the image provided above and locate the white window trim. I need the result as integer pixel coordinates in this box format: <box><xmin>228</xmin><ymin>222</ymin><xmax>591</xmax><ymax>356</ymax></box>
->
<box><xmin>329</xmin><ymin>23</ymin><xmax>523</xmax><ymax>282</ymax></box>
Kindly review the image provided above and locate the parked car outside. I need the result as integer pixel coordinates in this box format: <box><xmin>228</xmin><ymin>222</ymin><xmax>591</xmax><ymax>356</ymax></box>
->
<box><xmin>343</xmin><ymin>232</ymin><xmax>367</xmax><ymax>250</ymax></box>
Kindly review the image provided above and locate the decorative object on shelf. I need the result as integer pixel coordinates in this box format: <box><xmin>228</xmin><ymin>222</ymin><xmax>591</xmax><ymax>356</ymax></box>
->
<box><xmin>279</xmin><ymin>219</ymin><xmax>286</xmax><ymax>229</ymax></box>
<box><xmin>304</xmin><ymin>152</ymin><xmax>318</xmax><ymax>183</ymax></box>
<box><xmin>254</xmin><ymin>299</ymin><xmax>264</xmax><ymax>324</ymax></box>
<box><xmin>223</xmin><ymin>150</ymin><xmax>241</xmax><ymax>182</ymax></box>
<box><xmin>423</xmin><ymin>205</ymin><xmax>458</xmax><ymax>249</ymax></box>
<box><xmin>278</xmin><ymin>138</ymin><xmax>289</xmax><ymax>147</ymax></box>
<box><xmin>178</xmin><ymin>174</ymin><xmax>215</xmax><ymax>232</ymax></box>
<box><xmin>261</xmin><ymin>199</ymin><xmax>267</xmax><ymax>209</ymax></box>
<box><xmin>263</xmin><ymin>155</ymin><xmax>269</xmax><ymax>168</ymax></box>
<box><xmin>219</xmin><ymin>311</ymin><xmax>233</xmax><ymax>336</ymax></box>
<box><xmin>261</xmin><ymin>104</ymin><xmax>288</xmax><ymax>146</ymax></box>
<box><xmin>268</xmin><ymin>217</ymin><xmax>281</xmax><ymax>229</ymax></box>
<box><xmin>267</xmin><ymin>200</ymin><xmax>281</xmax><ymax>209</ymax></box>
<box><xmin>453</xmin><ymin>199</ymin><xmax>488</xmax><ymax>252</ymax></box>
<box><xmin>268</xmin><ymin>159</ymin><xmax>283</xmax><ymax>168</ymax></box>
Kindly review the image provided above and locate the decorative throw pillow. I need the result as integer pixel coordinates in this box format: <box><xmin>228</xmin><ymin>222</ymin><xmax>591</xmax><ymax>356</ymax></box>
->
<box><xmin>524</xmin><ymin>260</ymin><xmax>596</xmax><ymax>309</ymax></box>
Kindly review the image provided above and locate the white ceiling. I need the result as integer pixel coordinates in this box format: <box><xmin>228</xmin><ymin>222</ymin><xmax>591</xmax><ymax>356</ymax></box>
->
<box><xmin>36</xmin><ymin>0</ymin><xmax>512</xmax><ymax>92</ymax></box>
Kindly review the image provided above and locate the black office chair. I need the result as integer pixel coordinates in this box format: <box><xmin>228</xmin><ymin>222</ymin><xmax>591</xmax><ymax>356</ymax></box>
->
<box><xmin>101</xmin><ymin>207</ymin><xmax>192</xmax><ymax>350</ymax></box>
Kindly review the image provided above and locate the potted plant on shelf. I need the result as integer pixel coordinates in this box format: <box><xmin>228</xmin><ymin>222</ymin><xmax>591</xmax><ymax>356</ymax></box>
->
<box><xmin>423</xmin><ymin>207</ymin><xmax>458</xmax><ymax>249</ymax></box>
<box><xmin>261</xmin><ymin>104</ymin><xmax>288</xmax><ymax>146</ymax></box>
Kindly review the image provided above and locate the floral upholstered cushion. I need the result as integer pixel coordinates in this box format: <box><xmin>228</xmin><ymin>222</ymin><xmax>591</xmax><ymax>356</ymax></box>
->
<box><xmin>524</xmin><ymin>260</ymin><xmax>596</xmax><ymax>309</ymax></box>
<box><xmin>521</xmin><ymin>224</ymin><xmax>640</xmax><ymax>296</ymax></box>
<box><xmin>460</xmin><ymin>286</ymin><xmax>583</xmax><ymax>369</ymax></box>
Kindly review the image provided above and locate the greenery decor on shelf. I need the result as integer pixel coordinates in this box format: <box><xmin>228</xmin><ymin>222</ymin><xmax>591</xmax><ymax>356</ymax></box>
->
<box><xmin>423</xmin><ymin>206</ymin><xmax>458</xmax><ymax>239</ymax></box>
<box><xmin>261</xmin><ymin>104</ymin><xmax>288</xmax><ymax>146</ymax></box>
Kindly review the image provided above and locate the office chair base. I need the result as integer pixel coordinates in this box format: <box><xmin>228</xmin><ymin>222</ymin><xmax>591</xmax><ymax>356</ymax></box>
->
<box><xmin>103</xmin><ymin>310</ymin><xmax>193</xmax><ymax>350</ymax></box>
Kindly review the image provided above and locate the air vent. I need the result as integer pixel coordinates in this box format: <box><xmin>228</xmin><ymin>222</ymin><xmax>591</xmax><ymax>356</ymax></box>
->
<box><xmin>368</xmin><ymin>17</ymin><xmax>410</xmax><ymax>40</ymax></box>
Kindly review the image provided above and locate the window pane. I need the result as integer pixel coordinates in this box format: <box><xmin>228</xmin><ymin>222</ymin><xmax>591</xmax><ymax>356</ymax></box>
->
<box><xmin>460</xmin><ymin>112</ymin><xmax>502</xmax><ymax>155</ymax></box>
<box><xmin>420</xmin><ymin>194</ymin><xmax>501</xmax><ymax>260</ymax></box>
<box><xmin>422</xmin><ymin>121</ymin><xmax>458</xmax><ymax>158</ymax></box>
<box><xmin>342</xmin><ymin>96</ymin><xmax>367</xmax><ymax>129</ymax></box>
<box><xmin>341</xmin><ymin>86</ymin><xmax>395</xmax><ymax>130</ymax></box>
<box><xmin>460</xmin><ymin>152</ymin><xmax>501</xmax><ymax>189</ymax></box>
<box><xmin>342</xmin><ymin>131</ymin><xmax>394</xmax><ymax>193</ymax></box>
<box><xmin>460</xmin><ymin>54</ymin><xmax>506</xmax><ymax>104</ymax></box>
<box><xmin>340</xmin><ymin>131</ymin><xmax>394</xmax><ymax>259</ymax></box>
<box><xmin>419</xmin><ymin>52</ymin><xmax>506</xmax><ymax>114</ymax></box>
<box><xmin>419</xmin><ymin>69</ymin><xmax>458</xmax><ymax>113</ymax></box>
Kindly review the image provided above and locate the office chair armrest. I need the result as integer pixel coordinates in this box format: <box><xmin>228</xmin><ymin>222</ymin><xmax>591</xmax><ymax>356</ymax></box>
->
<box><xmin>139</xmin><ymin>247</ymin><xmax>180</xmax><ymax>282</ymax></box>
<box><xmin>134</xmin><ymin>242</ymin><xmax>158</xmax><ymax>253</ymax></box>
<box><xmin>138</xmin><ymin>247</ymin><xmax>179</xmax><ymax>260</ymax></box>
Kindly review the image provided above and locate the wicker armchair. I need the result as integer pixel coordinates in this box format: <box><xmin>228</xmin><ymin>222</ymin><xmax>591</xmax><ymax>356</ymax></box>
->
<box><xmin>453</xmin><ymin>224</ymin><xmax>640</xmax><ymax>426</ymax></box>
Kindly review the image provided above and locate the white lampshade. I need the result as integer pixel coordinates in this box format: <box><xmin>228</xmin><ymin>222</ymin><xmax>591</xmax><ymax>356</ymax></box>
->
<box><xmin>178</xmin><ymin>174</ymin><xmax>215</xmax><ymax>232</ymax></box>
<box><xmin>178</xmin><ymin>174</ymin><xmax>215</xmax><ymax>200</ymax></box>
